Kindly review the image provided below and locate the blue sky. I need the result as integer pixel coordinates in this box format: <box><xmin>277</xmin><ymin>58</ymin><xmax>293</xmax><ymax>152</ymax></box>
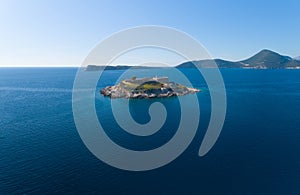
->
<box><xmin>0</xmin><ymin>0</ymin><xmax>299</xmax><ymax>66</ymax></box>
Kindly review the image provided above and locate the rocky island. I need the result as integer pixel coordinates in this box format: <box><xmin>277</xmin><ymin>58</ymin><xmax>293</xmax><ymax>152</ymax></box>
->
<box><xmin>100</xmin><ymin>76</ymin><xmax>200</xmax><ymax>98</ymax></box>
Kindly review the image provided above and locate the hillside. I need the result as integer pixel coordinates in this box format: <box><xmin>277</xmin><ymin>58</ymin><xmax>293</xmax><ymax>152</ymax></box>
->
<box><xmin>239</xmin><ymin>49</ymin><xmax>294</xmax><ymax>68</ymax></box>
<box><xmin>178</xmin><ymin>49</ymin><xmax>300</xmax><ymax>69</ymax></box>
<box><xmin>86</xmin><ymin>49</ymin><xmax>300</xmax><ymax>70</ymax></box>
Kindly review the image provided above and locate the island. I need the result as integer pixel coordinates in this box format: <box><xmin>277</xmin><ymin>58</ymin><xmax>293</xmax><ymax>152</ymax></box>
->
<box><xmin>100</xmin><ymin>76</ymin><xmax>200</xmax><ymax>98</ymax></box>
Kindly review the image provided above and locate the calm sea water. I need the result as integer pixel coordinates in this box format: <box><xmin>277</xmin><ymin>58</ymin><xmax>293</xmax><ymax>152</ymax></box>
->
<box><xmin>0</xmin><ymin>68</ymin><xmax>300</xmax><ymax>194</ymax></box>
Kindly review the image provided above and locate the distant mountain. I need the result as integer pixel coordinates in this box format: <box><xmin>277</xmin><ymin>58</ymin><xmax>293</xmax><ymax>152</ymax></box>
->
<box><xmin>86</xmin><ymin>49</ymin><xmax>300</xmax><ymax>70</ymax></box>
<box><xmin>240</xmin><ymin>49</ymin><xmax>293</xmax><ymax>68</ymax></box>
<box><xmin>85</xmin><ymin>65</ymin><xmax>154</xmax><ymax>71</ymax></box>
<box><xmin>177</xmin><ymin>59</ymin><xmax>243</xmax><ymax>69</ymax></box>
<box><xmin>177</xmin><ymin>49</ymin><xmax>300</xmax><ymax>69</ymax></box>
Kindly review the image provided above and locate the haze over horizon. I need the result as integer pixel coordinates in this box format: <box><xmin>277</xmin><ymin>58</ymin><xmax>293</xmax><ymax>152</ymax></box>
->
<box><xmin>0</xmin><ymin>0</ymin><xmax>299</xmax><ymax>67</ymax></box>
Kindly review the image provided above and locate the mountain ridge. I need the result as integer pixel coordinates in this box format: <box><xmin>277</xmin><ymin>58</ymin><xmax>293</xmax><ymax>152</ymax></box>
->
<box><xmin>176</xmin><ymin>49</ymin><xmax>300</xmax><ymax>69</ymax></box>
<box><xmin>86</xmin><ymin>49</ymin><xmax>300</xmax><ymax>70</ymax></box>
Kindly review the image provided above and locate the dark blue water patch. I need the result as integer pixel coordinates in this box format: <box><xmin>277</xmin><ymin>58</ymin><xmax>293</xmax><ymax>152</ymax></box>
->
<box><xmin>96</xmin><ymin>96</ymin><xmax>182</xmax><ymax>151</ymax></box>
<box><xmin>0</xmin><ymin>68</ymin><xmax>299</xmax><ymax>194</ymax></box>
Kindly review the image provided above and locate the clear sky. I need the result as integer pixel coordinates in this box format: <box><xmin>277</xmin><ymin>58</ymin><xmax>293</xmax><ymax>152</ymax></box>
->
<box><xmin>0</xmin><ymin>0</ymin><xmax>299</xmax><ymax>67</ymax></box>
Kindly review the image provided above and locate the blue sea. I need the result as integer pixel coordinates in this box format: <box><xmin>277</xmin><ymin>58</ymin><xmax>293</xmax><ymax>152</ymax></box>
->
<box><xmin>0</xmin><ymin>68</ymin><xmax>300</xmax><ymax>194</ymax></box>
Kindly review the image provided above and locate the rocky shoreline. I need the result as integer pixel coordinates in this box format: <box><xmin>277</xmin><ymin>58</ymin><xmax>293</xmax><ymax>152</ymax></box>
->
<box><xmin>100</xmin><ymin>77</ymin><xmax>200</xmax><ymax>99</ymax></box>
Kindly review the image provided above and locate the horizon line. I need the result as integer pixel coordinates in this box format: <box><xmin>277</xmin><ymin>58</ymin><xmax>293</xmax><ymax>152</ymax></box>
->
<box><xmin>0</xmin><ymin>49</ymin><xmax>298</xmax><ymax>68</ymax></box>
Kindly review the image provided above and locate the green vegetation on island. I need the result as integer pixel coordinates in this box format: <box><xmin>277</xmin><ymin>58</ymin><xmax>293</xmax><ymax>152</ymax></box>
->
<box><xmin>100</xmin><ymin>76</ymin><xmax>200</xmax><ymax>98</ymax></box>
